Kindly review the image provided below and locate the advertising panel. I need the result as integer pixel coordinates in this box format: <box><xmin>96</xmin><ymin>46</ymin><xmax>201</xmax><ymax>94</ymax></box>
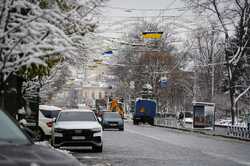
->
<box><xmin>193</xmin><ymin>105</ymin><xmax>205</xmax><ymax>128</ymax></box>
<box><xmin>193</xmin><ymin>102</ymin><xmax>215</xmax><ymax>129</ymax></box>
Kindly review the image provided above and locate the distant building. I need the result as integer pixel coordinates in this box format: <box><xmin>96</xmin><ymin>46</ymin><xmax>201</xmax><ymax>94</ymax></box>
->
<box><xmin>81</xmin><ymin>83</ymin><xmax>112</xmax><ymax>107</ymax></box>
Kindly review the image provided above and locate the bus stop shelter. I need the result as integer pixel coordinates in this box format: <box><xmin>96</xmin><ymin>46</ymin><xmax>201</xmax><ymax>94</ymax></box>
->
<box><xmin>193</xmin><ymin>102</ymin><xmax>215</xmax><ymax>130</ymax></box>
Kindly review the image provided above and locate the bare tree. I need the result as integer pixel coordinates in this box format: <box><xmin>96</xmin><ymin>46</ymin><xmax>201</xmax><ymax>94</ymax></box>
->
<box><xmin>191</xmin><ymin>24</ymin><xmax>224</xmax><ymax>102</ymax></box>
<box><xmin>112</xmin><ymin>21</ymin><xmax>192</xmax><ymax>113</ymax></box>
<box><xmin>183</xmin><ymin>0</ymin><xmax>250</xmax><ymax>124</ymax></box>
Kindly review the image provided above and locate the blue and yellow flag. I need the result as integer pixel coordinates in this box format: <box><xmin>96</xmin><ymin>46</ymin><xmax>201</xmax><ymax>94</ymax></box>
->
<box><xmin>142</xmin><ymin>32</ymin><xmax>163</xmax><ymax>39</ymax></box>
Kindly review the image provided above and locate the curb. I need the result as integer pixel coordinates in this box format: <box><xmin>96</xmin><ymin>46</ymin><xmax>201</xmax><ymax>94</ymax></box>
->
<box><xmin>154</xmin><ymin>124</ymin><xmax>250</xmax><ymax>142</ymax></box>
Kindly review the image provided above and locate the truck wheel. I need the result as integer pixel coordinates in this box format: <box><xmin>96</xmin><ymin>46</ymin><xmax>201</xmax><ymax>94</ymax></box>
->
<box><xmin>148</xmin><ymin>119</ymin><xmax>154</xmax><ymax>126</ymax></box>
<box><xmin>133</xmin><ymin>120</ymin><xmax>138</xmax><ymax>125</ymax></box>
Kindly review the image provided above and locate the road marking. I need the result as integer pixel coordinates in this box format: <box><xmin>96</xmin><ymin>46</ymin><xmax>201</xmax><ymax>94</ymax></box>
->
<box><xmin>127</xmin><ymin>128</ymin><xmax>250</xmax><ymax>166</ymax></box>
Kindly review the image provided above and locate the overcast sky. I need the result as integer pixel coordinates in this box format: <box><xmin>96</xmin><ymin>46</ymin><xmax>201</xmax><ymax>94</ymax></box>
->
<box><xmin>98</xmin><ymin>0</ymin><xmax>197</xmax><ymax>35</ymax></box>
<box><xmin>94</xmin><ymin>0</ymin><xmax>203</xmax><ymax>51</ymax></box>
<box><xmin>102</xmin><ymin>0</ymin><xmax>186</xmax><ymax>17</ymax></box>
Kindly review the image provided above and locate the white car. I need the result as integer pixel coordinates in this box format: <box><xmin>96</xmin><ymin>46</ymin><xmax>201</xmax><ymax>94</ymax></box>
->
<box><xmin>52</xmin><ymin>109</ymin><xmax>103</xmax><ymax>152</ymax></box>
<box><xmin>36</xmin><ymin>105</ymin><xmax>62</xmax><ymax>140</ymax></box>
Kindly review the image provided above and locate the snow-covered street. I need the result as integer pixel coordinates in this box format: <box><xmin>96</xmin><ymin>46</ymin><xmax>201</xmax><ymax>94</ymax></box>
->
<box><xmin>72</xmin><ymin>122</ymin><xmax>250</xmax><ymax>166</ymax></box>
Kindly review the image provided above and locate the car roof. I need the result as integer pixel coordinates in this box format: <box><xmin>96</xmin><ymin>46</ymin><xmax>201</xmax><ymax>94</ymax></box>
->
<box><xmin>39</xmin><ymin>105</ymin><xmax>62</xmax><ymax>111</ymax></box>
<box><xmin>62</xmin><ymin>109</ymin><xmax>93</xmax><ymax>113</ymax></box>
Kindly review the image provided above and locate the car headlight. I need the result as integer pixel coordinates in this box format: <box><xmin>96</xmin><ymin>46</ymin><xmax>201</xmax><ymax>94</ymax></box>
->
<box><xmin>92</xmin><ymin>127</ymin><xmax>102</xmax><ymax>132</ymax></box>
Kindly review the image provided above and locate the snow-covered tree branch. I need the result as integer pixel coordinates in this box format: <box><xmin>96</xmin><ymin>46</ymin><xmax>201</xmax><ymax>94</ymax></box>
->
<box><xmin>0</xmin><ymin>0</ymin><xmax>107</xmax><ymax>115</ymax></box>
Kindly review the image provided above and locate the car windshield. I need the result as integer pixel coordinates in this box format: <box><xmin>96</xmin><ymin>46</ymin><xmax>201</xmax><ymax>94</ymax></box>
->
<box><xmin>40</xmin><ymin>109</ymin><xmax>60</xmax><ymax>118</ymax></box>
<box><xmin>57</xmin><ymin>111</ymin><xmax>97</xmax><ymax>121</ymax></box>
<box><xmin>103</xmin><ymin>112</ymin><xmax>121</xmax><ymax>119</ymax></box>
<box><xmin>0</xmin><ymin>111</ymin><xmax>30</xmax><ymax>145</ymax></box>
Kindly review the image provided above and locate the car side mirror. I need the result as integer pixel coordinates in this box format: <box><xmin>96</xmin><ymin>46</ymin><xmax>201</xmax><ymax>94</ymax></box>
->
<box><xmin>52</xmin><ymin>117</ymin><xmax>56</xmax><ymax>123</ymax></box>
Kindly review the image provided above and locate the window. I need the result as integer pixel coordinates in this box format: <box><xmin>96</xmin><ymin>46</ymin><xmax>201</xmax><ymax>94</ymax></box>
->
<box><xmin>40</xmin><ymin>110</ymin><xmax>60</xmax><ymax>118</ymax></box>
<box><xmin>103</xmin><ymin>112</ymin><xmax>121</xmax><ymax>119</ymax></box>
<box><xmin>57</xmin><ymin>112</ymin><xmax>96</xmax><ymax>121</ymax></box>
<box><xmin>0</xmin><ymin>111</ymin><xmax>30</xmax><ymax>145</ymax></box>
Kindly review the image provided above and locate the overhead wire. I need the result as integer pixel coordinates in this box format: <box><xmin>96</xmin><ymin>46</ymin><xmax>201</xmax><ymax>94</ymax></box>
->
<box><xmin>99</xmin><ymin>5</ymin><xmax>190</xmax><ymax>12</ymax></box>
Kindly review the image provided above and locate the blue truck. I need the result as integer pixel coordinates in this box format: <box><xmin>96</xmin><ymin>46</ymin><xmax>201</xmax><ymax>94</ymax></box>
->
<box><xmin>133</xmin><ymin>98</ymin><xmax>157</xmax><ymax>125</ymax></box>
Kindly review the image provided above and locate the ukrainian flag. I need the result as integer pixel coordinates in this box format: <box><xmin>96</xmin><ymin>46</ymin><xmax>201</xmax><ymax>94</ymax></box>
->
<box><xmin>142</xmin><ymin>32</ymin><xmax>163</xmax><ymax>39</ymax></box>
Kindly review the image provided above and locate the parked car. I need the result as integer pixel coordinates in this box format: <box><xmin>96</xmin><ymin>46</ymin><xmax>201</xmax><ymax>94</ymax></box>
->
<box><xmin>0</xmin><ymin>109</ymin><xmax>83</xmax><ymax>166</ymax></box>
<box><xmin>102</xmin><ymin>111</ymin><xmax>124</xmax><ymax>131</ymax></box>
<box><xmin>37</xmin><ymin>105</ymin><xmax>62</xmax><ymax>140</ymax></box>
<box><xmin>184</xmin><ymin>111</ymin><xmax>193</xmax><ymax>124</ymax></box>
<box><xmin>52</xmin><ymin>109</ymin><xmax>103</xmax><ymax>152</ymax></box>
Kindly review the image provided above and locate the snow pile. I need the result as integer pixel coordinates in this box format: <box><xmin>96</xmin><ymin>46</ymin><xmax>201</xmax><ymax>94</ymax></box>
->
<box><xmin>35</xmin><ymin>141</ymin><xmax>73</xmax><ymax>157</ymax></box>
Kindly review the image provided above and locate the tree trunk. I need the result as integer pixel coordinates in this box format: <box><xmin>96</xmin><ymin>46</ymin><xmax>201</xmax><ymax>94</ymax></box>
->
<box><xmin>225</xmin><ymin>51</ymin><xmax>235</xmax><ymax>125</ymax></box>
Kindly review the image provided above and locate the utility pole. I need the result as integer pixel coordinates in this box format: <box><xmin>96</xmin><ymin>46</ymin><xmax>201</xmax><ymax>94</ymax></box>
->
<box><xmin>211</xmin><ymin>50</ymin><xmax>215</xmax><ymax>99</ymax></box>
<box><xmin>193</xmin><ymin>35</ymin><xmax>199</xmax><ymax>103</ymax></box>
<box><xmin>193</xmin><ymin>0</ymin><xmax>202</xmax><ymax>103</ymax></box>
<box><xmin>211</xmin><ymin>25</ymin><xmax>216</xmax><ymax>101</ymax></box>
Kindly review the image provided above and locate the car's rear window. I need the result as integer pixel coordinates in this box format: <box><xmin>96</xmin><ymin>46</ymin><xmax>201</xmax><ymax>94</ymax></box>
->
<box><xmin>40</xmin><ymin>110</ymin><xmax>60</xmax><ymax>118</ymax></box>
<box><xmin>57</xmin><ymin>112</ymin><xmax>96</xmax><ymax>121</ymax></box>
<box><xmin>103</xmin><ymin>112</ymin><xmax>121</xmax><ymax>119</ymax></box>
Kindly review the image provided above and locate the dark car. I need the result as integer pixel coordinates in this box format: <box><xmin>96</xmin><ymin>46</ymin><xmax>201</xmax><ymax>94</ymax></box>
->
<box><xmin>102</xmin><ymin>112</ymin><xmax>124</xmax><ymax>131</ymax></box>
<box><xmin>0</xmin><ymin>110</ymin><xmax>83</xmax><ymax>166</ymax></box>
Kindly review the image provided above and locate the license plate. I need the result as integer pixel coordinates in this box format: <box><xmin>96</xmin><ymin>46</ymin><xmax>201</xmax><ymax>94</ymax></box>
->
<box><xmin>110</xmin><ymin>123</ymin><xmax>117</xmax><ymax>126</ymax></box>
<box><xmin>75</xmin><ymin>130</ymin><xmax>82</xmax><ymax>134</ymax></box>
<box><xmin>72</xmin><ymin>136</ymin><xmax>85</xmax><ymax>140</ymax></box>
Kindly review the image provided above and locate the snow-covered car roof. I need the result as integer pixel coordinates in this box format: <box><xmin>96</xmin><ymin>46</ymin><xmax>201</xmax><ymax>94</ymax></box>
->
<box><xmin>39</xmin><ymin>105</ymin><xmax>62</xmax><ymax>111</ymax></box>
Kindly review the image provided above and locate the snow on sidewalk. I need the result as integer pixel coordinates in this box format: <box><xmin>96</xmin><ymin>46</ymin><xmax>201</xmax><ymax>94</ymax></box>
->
<box><xmin>35</xmin><ymin>141</ymin><xmax>73</xmax><ymax>157</ymax></box>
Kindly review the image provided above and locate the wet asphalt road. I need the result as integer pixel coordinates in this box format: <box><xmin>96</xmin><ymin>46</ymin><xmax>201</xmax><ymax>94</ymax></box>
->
<box><xmin>72</xmin><ymin>122</ymin><xmax>250</xmax><ymax>166</ymax></box>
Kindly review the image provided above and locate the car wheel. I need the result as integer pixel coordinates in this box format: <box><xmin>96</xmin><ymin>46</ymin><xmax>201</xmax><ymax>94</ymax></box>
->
<box><xmin>133</xmin><ymin>120</ymin><xmax>138</xmax><ymax>125</ymax></box>
<box><xmin>92</xmin><ymin>145</ymin><xmax>103</xmax><ymax>152</ymax></box>
<box><xmin>119</xmin><ymin>128</ymin><xmax>124</xmax><ymax>131</ymax></box>
<box><xmin>33</xmin><ymin>127</ymin><xmax>45</xmax><ymax>141</ymax></box>
<box><xmin>148</xmin><ymin>119</ymin><xmax>154</xmax><ymax>126</ymax></box>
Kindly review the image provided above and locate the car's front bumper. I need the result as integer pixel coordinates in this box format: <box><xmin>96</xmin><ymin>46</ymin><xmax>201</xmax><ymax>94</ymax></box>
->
<box><xmin>54</xmin><ymin>136</ymin><xmax>102</xmax><ymax>147</ymax></box>
<box><xmin>53</xmin><ymin>129</ymin><xmax>102</xmax><ymax>147</ymax></box>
